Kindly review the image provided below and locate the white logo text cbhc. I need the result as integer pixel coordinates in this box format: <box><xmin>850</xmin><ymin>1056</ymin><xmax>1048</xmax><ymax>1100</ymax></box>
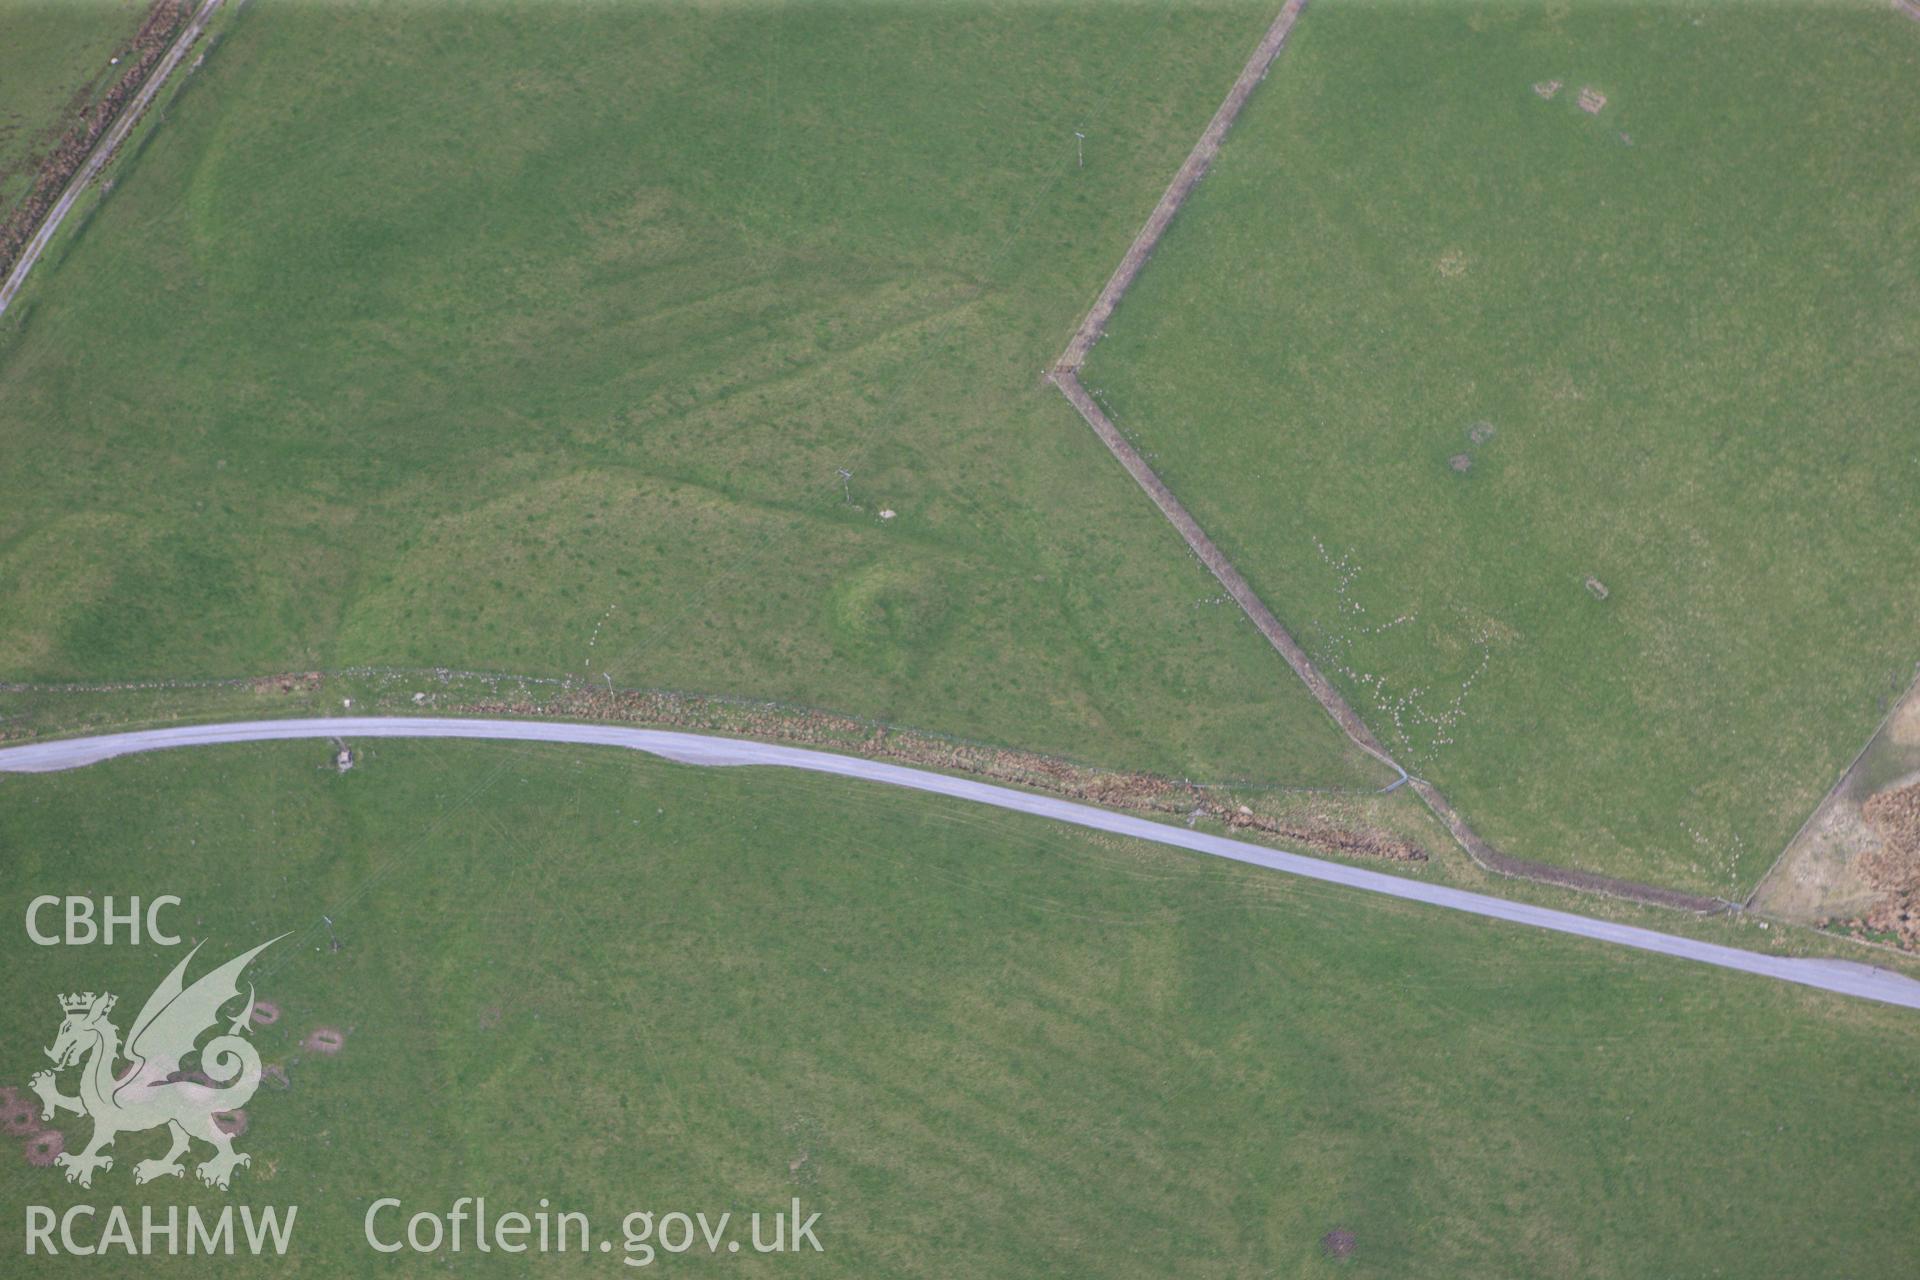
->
<box><xmin>26</xmin><ymin>896</ymin><xmax>182</xmax><ymax>947</ymax></box>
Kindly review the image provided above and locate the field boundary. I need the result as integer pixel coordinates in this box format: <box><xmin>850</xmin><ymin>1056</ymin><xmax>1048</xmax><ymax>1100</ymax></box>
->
<box><xmin>1046</xmin><ymin>0</ymin><xmax>1725</xmax><ymax>915</ymax></box>
<box><xmin>0</xmin><ymin>0</ymin><xmax>223</xmax><ymax>319</ymax></box>
<box><xmin>1053</xmin><ymin>0</ymin><xmax>1306</xmax><ymax>373</ymax></box>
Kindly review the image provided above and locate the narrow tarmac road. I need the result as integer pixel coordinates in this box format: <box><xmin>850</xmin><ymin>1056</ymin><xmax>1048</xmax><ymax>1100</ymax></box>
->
<box><xmin>3</xmin><ymin>716</ymin><xmax>1917</xmax><ymax>1011</ymax></box>
<box><xmin>0</xmin><ymin>0</ymin><xmax>224</xmax><ymax>318</ymax></box>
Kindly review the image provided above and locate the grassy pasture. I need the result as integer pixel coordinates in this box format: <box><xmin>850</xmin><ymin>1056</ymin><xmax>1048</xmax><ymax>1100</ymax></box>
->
<box><xmin>1</xmin><ymin>740</ymin><xmax>1918</xmax><ymax>1276</ymax></box>
<box><xmin>1082</xmin><ymin>0</ymin><xmax>1920</xmax><ymax>892</ymax></box>
<box><xmin>0</xmin><ymin>0</ymin><xmax>1383</xmax><ymax>789</ymax></box>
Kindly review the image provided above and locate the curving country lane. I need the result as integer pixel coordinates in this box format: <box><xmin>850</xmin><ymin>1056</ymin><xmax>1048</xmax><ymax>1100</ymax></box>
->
<box><xmin>3</xmin><ymin>716</ymin><xmax>1917</xmax><ymax>1011</ymax></box>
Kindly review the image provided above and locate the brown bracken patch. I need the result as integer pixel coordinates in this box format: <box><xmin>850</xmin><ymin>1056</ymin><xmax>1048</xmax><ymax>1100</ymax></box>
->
<box><xmin>1859</xmin><ymin>780</ymin><xmax>1920</xmax><ymax>948</ymax></box>
<box><xmin>250</xmin><ymin>673</ymin><xmax>322</xmax><ymax>696</ymax></box>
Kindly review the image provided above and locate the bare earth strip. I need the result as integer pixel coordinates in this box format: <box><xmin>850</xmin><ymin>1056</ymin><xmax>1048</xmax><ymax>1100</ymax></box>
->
<box><xmin>1047</xmin><ymin>0</ymin><xmax>1724</xmax><ymax>915</ymax></box>
<box><xmin>0</xmin><ymin>0</ymin><xmax>223</xmax><ymax>318</ymax></box>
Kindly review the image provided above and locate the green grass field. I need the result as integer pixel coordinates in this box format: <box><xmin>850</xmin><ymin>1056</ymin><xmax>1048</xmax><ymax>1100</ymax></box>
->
<box><xmin>0</xmin><ymin>0</ymin><xmax>1387</xmax><ymax>791</ymax></box>
<box><xmin>0</xmin><ymin>0</ymin><xmax>153</xmax><ymax>220</ymax></box>
<box><xmin>2</xmin><ymin>741</ymin><xmax>1917</xmax><ymax>1276</ymax></box>
<box><xmin>1081</xmin><ymin>0</ymin><xmax>1920</xmax><ymax>892</ymax></box>
<box><xmin>7</xmin><ymin>7</ymin><xmax>1920</xmax><ymax>1276</ymax></box>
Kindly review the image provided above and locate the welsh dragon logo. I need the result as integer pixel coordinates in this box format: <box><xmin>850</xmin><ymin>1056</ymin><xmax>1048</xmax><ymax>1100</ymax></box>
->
<box><xmin>28</xmin><ymin>937</ymin><xmax>283</xmax><ymax>1191</ymax></box>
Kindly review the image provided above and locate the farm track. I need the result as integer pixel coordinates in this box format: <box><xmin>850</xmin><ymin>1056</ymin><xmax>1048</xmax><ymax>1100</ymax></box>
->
<box><xmin>3</xmin><ymin>717</ymin><xmax>1916</xmax><ymax>1009</ymax></box>
<box><xmin>1047</xmin><ymin>0</ymin><xmax>1727</xmax><ymax>916</ymax></box>
<box><xmin>0</xmin><ymin>0</ymin><xmax>223</xmax><ymax>318</ymax></box>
